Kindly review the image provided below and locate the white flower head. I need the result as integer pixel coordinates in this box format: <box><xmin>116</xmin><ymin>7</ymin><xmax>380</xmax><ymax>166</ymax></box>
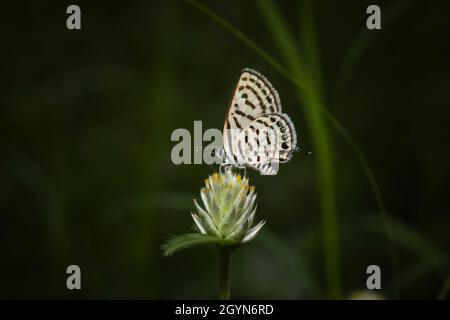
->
<box><xmin>191</xmin><ymin>170</ymin><xmax>265</xmax><ymax>244</ymax></box>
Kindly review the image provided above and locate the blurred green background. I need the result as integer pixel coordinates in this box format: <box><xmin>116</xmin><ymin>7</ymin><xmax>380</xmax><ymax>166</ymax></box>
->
<box><xmin>1</xmin><ymin>0</ymin><xmax>449</xmax><ymax>299</ymax></box>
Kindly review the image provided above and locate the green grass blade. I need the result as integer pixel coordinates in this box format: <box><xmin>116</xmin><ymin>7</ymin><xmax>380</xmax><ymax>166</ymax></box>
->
<box><xmin>321</xmin><ymin>109</ymin><xmax>400</xmax><ymax>296</ymax></box>
<box><xmin>184</xmin><ymin>0</ymin><xmax>310</xmax><ymax>93</ymax></box>
<box><xmin>185</xmin><ymin>0</ymin><xmax>399</xmax><ymax>299</ymax></box>
<box><xmin>253</xmin><ymin>0</ymin><xmax>306</xmax><ymax>80</ymax></box>
<box><xmin>332</xmin><ymin>0</ymin><xmax>416</xmax><ymax>105</ymax></box>
<box><xmin>256</xmin><ymin>0</ymin><xmax>340</xmax><ymax>299</ymax></box>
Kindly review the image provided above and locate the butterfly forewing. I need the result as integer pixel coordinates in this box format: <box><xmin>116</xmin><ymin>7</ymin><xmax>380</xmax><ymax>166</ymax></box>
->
<box><xmin>223</xmin><ymin>69</ymin><xmax>283</xmax><ymax>163</ymax></box>
<box><xmin>222</xmin><ymin>68</ymin><xmax>298</xmax><ymax>174</ymax></box>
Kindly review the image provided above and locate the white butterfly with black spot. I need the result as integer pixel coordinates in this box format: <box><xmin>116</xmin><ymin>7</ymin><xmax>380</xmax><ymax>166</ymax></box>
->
<box><xmin>217</xmin><ymin>68</ymin><xmax>298</xmax><ymax>175</ymax></box>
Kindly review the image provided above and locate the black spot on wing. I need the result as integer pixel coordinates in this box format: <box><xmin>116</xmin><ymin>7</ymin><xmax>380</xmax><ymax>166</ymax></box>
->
<box><xmin>245</xmin><ymin>85</ymin><xmax>265</xmax><ymax>113</ymax></box>
<box><xmin>255</xmin><ymin>119</ymin><xmax>272</xmax><ymax>128</ymax></box>
<box><xmin>245</xmin><ymin>100</ymin><xmax>256</xmax><ymax>109</ymax></box>
<box><xmin>235</xmin><ymin>109</ymin><xmax>255</xmax><ymax>121</ymax></box>
<box><xmin>233</xmin><ymin>116</ymin><xmax>242</xmax><ymax>129</ymax></box>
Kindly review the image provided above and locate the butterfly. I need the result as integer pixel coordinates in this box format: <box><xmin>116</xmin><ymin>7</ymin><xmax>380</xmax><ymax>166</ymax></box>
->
<box><xmin>217</xmin><ymin>68</ymin><xmax>298</xmax><ymax>175</ymax></box>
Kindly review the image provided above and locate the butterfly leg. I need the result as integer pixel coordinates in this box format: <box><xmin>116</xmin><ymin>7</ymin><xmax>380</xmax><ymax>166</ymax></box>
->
<box><xmin>220</xmin><ymin>163</ymin><xmax>233</xmax><ymax>174</ymax></box>
<box><xmin>233</xmin><ymin>165</ymin><xmax>247</xmax><ymax>178</ymax></box>
<box><xmin>241</xmin><ymin>166</ymin><xmax>247</xmax><ymax>178</ymax></box>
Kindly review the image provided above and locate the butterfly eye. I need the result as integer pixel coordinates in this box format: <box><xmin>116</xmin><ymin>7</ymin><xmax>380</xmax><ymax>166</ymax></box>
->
<box><xmin>281</xmin><ymin>142</ymin><xmax>289</xmax><ymax>150</ymax></box>
<box><xmin>280</xmin><ymin>126</ymin><xmax>286</xmax><ymax>133</ymax></box>
<box><xmin>277</xmin><ymin>121</ymin><xmax>283</xmax><ymax>126</ymax></box>
<box><xmin>281</xmin><ymin>134</ymin><xmax>288</xmax><ymax>140</ymax></box>
<box><xmin>242</xmin><ymin>93</ymin><xmax>248</xmax><ymax>99</ymax></box>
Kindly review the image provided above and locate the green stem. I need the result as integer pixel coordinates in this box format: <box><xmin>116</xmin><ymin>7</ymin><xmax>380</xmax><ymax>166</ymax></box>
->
<box><xmin>218</xmin><ymin>247</ymin><xmax>232</xmax><ymax>300</ymax></box>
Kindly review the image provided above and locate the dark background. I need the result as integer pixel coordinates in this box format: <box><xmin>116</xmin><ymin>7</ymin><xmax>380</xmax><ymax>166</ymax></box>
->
<box><xmin>1</xmin><ymin>0</ymin><xmax>449</xmax><ymax>299</ymax></box>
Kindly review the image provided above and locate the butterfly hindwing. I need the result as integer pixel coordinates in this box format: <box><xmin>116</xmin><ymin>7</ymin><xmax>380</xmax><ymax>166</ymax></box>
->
<box><xmin>265</xmin><ymin>113</ymin><xmax>297</xmax><ymax>163</ymax></box>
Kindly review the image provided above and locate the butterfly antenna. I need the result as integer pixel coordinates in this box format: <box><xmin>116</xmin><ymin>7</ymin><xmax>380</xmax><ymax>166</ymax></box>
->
<box><xmin>296</xmin><ymin>147</ymin><xmax>312</xmax><ymax>156</ymax></box>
